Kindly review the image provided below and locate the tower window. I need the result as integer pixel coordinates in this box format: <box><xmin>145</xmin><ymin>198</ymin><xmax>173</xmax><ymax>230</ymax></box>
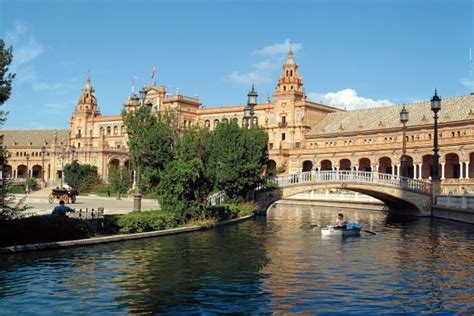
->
<box><xmin>290</xmin><ymin>70</ymin><xmax>293</xmax><ymax>76</ymax></box>
<box><xmin>282</xmin><ymin>133</ymin><xmax>286</xmax><ymax>141</ymax></box>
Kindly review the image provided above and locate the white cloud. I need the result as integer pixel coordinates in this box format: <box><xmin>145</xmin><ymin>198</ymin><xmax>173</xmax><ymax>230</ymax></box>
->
<box><xmin>308</xmin><ymin>89</ymin><xmax>393</xmax><ymax>110</ymax></box>
<box><xmin>253</xmin><ymin>39</ymin><xmax>302</xmax><ymax>57</ymax></box>
<box><xmin>228</xmin><ymin>39</ymin><xmax>302</xmax><ymax>86</ymax></box>
<box><xmin>460</xmin><ymin>78</ymin><xmax>474</xmax><ymax>91</ymax></box>
<box><xmin>5</xmin><ymin>21</ymin><xmax>44</xmax><ymax>72</ymax></box>
<box><xmin>32</xmin><ymin>82</ymin><xmax>76</xmax><ymax>92</ymax></box>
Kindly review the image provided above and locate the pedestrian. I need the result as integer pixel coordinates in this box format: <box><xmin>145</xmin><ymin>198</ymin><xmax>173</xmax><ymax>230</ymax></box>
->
<box><xmin>51</xmin><ymin>200</ymin><xmax>75</xmax><ymax>217</ymax></box>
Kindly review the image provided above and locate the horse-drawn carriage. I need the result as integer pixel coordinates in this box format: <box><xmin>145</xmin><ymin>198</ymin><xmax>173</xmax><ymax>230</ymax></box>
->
<box><xmin>48</xmin><ymin>187</ymin><xmax>78</xmax><ymax>204</ymax></box>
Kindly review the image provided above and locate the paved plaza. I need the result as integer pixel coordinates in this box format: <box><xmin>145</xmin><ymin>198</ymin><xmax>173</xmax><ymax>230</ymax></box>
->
<box><xmin>14</xmin><ymin>192</ymin><xmax>159</xmax><ymax>216</ymax></box>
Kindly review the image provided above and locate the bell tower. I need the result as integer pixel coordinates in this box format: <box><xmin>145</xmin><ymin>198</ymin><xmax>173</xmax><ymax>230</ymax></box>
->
<box><xmin>69</xmin><ymin>75</ymin><xmax>101</xmax><ymax>154</ymax></box>
<box><xmin>274</xmin><ymin>47</ymin><xmax>304</xmax><ymax>100</ymax></box>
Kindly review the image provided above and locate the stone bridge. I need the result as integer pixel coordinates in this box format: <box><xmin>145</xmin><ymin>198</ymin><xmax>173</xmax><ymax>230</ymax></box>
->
<box><xmin>256</xmin><ymin>170</ymin><xmax>433</xmax><ymax>216</ymax></box>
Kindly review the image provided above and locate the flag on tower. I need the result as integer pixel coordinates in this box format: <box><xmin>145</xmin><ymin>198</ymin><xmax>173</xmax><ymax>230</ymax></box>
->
<box><xmin>151</xmin><ymin>66</ymin><xmax>157</xmax><ymax>84</ymax></box>
<box><xmin>131</xmin><ymin>77</ymin><xmax>136</xmax><ymax>93</ymax></box>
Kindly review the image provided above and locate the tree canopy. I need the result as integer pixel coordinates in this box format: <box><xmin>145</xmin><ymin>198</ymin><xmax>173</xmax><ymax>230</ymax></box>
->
<box><xmin>64</xmin><ymin>161</ymin><xmax>101</xmax><ymax>192</ymax></box>
<box><xmin>208</xmin><ymin>122</ymin><xmax>268</xmax><ymax>198</ymax></box>
<box><xmin>122</xmin><ymin>107</ymin><xmax>175</xmax><ymax>192</ymax></box>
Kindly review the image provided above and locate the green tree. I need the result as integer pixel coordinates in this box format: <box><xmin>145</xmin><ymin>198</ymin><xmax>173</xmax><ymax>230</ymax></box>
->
<box><xmin>108</xmin><ymin>165</ymin><xmax>130</xmax><ymax>199</ymax></box>
<box><xmin>122</xmin><ymin>107</ymin><xmax>175</xmax><ymax>193</ymax></box>
<box><xmin>208</xmin><ymin>122</ymin><xmax>268</xmax><ymax>198</ymax></box>
<box><xmin>63</xmin><ymin>161</ymin><xmax>101</xmax><ymax>193</ymax></box>
<box><xmin>0</xmin><ymin>40</ymin><xmax>28</xmax><ymax>221</ymax></box>
<box><xmin>157</xmin><ymin>127</ymin><xmax>212</xmax><ymax>221</ymax></box>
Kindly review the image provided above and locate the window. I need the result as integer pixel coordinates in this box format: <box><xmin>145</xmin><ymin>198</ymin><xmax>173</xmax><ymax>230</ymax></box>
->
<box><xmin>295</xmin><ymin>142</ymin><xmax>300</xmax><ymax>149</ymax></box>
<box><xmin>205</xmin><ymin>120</ymin><xmax>210</xmax><ymax>128</ymax></box>
<box><xmin>269</xmin><ymin>143</ymin><xmax>274</xmax><ymax>150</ymax></box>
<box><xmin>107</xmin><ymin>126</ymin><xmax>111</xmax><ymax>135</ymax></box>
<box><xmin>114</xmin><ymin>126</ymin><xmax>118</xmax><ymax>135</ymax></box>
<box><xmin>282</xmin><ymin>133</ymin><xmax>286</xmax><ymax>141</ymax></box>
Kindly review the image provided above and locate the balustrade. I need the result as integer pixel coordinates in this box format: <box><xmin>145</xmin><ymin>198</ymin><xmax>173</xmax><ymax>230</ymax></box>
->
<box><xmin>270</xmin><ymin>170</ymin><xmax>430</xmax><ymax>193</ymax></box>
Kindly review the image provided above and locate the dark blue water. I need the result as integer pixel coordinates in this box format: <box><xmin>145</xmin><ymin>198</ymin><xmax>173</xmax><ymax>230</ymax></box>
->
<box><xmin>1</xmin><ymin>204</ymin><xmax>473</xmax><ymax>314</ymax></box>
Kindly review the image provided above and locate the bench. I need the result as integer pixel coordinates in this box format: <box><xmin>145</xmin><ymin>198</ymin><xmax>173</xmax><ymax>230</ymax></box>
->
<box><xmin>67</xmin><ymin>207</ymin><xmax>104</xmax><ymax>219</ymax></box>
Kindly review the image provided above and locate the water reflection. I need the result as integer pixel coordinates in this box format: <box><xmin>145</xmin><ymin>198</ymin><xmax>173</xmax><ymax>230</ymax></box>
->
<box><xmin>0</xmin><ymin>204</ymin><xmax>473</xmax><ymax>314</ymax></box>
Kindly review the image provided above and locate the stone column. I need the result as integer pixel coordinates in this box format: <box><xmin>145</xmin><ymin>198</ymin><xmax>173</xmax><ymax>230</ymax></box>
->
<box><xmin>460</xmin><ymin>162</ymin><xmax>464</xmax><ymax>179</ymax></box>
<box><xmin>466</xmin><ymin>161</ymin><xmax>470</xmax><ymax>179</ymax></box>
<box><xmin>396</xmin><ymin>164</ymin><xmax>400</xmax><ymax>176</ymax></box>
<box><xmin>441</xmin><ymin>162</ymin><xmax>445</xmax><ymax>180</ymax></box>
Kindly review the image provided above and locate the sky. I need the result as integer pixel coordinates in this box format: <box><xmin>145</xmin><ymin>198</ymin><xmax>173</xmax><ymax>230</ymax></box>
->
<box><xmin>0</xmin><ymin>0</ymin><xmax>473</xmax><ymax>129</ymax></box>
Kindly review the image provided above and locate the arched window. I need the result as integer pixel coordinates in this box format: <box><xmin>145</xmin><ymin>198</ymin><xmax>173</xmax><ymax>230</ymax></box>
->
<box><xmin>100</xmin><ymin>127</ymin><xmax>104</xmax><ymax>135</ymax></box>
<box><xmin>113</xmin><ymin>126</ymin><xmax>118</xmax><ymax>135</ymax></box>
<box><xmin>107</xmin><ymin>126</ymin><xmax>111</xmax><ymax>135</ymax></box>
<box><xmin>213</xmin><ymin>119</ymin><xmax>219</xmax><ymax>128</ymax></box>
<box><xmin>121</xmin><ymin>125</ymin><xmax>125</xmax><ymax>134</ymax></box>
<box><xmin>204</xmin><ymin>120</ymin><xmax>210</xmax><ymax>128</ymax></box>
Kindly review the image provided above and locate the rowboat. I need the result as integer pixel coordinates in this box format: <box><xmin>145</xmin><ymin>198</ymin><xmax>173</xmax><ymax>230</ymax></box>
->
<box><xmin>321</xmin><ymin>223</ymin><xmax>362</xmax><ymax>236</ymax></box>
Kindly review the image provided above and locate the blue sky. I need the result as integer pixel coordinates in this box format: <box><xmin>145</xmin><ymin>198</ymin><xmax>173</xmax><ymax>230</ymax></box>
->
<box><xmin>1</xmin><ymin>0</ymin><xmax>473</xmax><ymax>129</ymax></box>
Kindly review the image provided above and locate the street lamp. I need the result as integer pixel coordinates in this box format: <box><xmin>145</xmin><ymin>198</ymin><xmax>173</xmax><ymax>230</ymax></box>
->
<box><xmin>25</xmin><ymin>153</ymin><xmax>30</xmax><ymax>193</ymax></box>
<box><xmin>431</xmin><ymin>90</ymin><xmax>441</xmax><ymax>181</ymax></box>
<box><xmin>70</xmin><ymin>144</ymin><xmax>76</xmax><ymax>162</ymax></box>
<box><xmin>243</xmin><ymin>85</ymin><xmax>258</xmax><ymax>128</ymax></box>
<box><xmin>400</xmin><ymin>106</ymin><xmax>409</xmax><ymax>178</ymax></box>
<box><xmin>41</xmin><ymin>146</ymin><xmax>46</xmax><ymax>188</ymax></box>
<box><xmin>132</xmin><ymin>88</ymin><xmax>148</xmax><ymax>212</ymax></box>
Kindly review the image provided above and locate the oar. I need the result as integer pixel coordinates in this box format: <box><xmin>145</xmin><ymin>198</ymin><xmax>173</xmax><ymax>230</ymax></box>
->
<box><xmin>362</xmin><ymin>229</ymin><xmax>376</xmax><ymax>235</ymax></box>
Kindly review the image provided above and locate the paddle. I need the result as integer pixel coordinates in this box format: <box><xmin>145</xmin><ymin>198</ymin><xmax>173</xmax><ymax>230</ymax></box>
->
<box><xmin>362</xmin><ymin>229</ymin><xmax>376</xmax><ymax>235</ymax></box>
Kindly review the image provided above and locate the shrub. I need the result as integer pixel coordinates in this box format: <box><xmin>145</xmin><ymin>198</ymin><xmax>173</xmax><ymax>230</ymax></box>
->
<box><xmin>111</xmin><ymin>210</ymin><xmax>179</xmax><ymax>234</ymax></box>
<box><xmin>26</xmin><ymin>177</ymin><xmax>38</xmax><ymax>191</ymax></box>
<box><xmin>227</xmin><ymin>202</ymin><xmax>257</xmax><ymax>218</ymax></box>
<box><xmin>8</xmin><ymin>184</ymin><xmax>26</xmax><ymax>194</ymax></box>
<box><xmin>0</xmin><ymin>216</ymin><xmax>95</xmax><ymax>247</ymax></box>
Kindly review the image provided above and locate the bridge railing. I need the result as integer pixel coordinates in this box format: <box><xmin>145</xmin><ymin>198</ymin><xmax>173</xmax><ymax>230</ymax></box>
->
<box><xmin>207</xmin><ymin>190</ymin><xmax>227</xmax><ymax>206</ymax></box>
<box><xmin>269</xmin><ymin>170</ymin><xmax>430</xmax><ymax>193</ymax></box>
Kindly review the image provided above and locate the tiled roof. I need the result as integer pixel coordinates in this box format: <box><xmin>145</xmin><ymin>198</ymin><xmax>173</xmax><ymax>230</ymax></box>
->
<box><xmin>309</xmin><ymin>94</ymin><xmax>474</xmax><ymax>136</ymax></box>
<box><xmin>0</xmin><ymin>129</ymin><xmax>69</xmax><ymax>147</ymax></box>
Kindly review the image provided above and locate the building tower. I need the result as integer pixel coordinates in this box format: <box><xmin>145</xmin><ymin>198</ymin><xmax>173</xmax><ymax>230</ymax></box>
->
<box><xmin>274</xmin><ymin>47</ymin><xmax>304</xmax><ymax>100</ymax></box>
<box><xmin>69</xmin><ymin>76</ymin><xmax>101</xmax><ymax>155</ymax></box>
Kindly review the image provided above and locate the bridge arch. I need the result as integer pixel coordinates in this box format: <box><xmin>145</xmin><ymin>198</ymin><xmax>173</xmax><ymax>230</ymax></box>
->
<box><xmin>280</xmin><ymin>182</ymin><xmax>429</xmax><ymax>216</ymax></box>
<box><xmin>261</xmin><ymin>171</ymin><xmax>432</xmax><ymax>216</ymax></box>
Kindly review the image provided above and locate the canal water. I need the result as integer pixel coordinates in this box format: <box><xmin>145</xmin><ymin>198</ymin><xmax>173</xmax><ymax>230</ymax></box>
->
<box><xmin>1</xmin><ymin>204</ymin><xmax>473</xmax><ymax>314</ymax></box>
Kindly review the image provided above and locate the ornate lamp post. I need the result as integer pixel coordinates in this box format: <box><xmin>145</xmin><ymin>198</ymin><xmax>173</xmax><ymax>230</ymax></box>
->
<box><xmin>132</xmin><ymin>87</ymin><xmax>148</xmax><ymax>212</ymax></box>
<box><xmin>430</xmin><ymin>90</ymin><xmax>442</xmax><ymax>203</ymax></box>
<box><xmin>41</xmin><ymin>146</ymin><xmax>46</xmax><ymax>187</ymax></box>
<box><xmin>243</xmin><ymin>85</ymin><xmax>258</xmax><ymax>128</ymax></box>
<box><xmin>25</xmin><ymin>153</ymin><xmax>30</xmax><ymax>193</ymax></box>
<box><xmin>70</xmin><ymin>144</ymin><xmax>76</xmax><ymax>162</ymax></box>
<box><xmin>400</xmin><ymin>106</ymin><xmax>409</xmax><ymax>178</ymax></box>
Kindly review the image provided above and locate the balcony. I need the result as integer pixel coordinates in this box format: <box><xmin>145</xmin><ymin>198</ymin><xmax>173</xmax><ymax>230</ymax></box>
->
<box><xmin>278</xmin><ymin>122</ymin><xmax>288</xmax><ymax>128</ymax></box>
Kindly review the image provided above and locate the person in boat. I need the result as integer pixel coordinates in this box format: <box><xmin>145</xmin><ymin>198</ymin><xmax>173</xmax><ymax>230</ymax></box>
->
<box><xmin>334</xmin><ymin>213</ymin><xmax>347</xmax><ymax>229</ymax></box>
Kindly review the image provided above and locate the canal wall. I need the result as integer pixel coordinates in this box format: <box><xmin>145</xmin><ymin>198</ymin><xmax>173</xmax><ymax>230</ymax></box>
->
<box><xmin>432</xmin><ymin>195</ymin><xmax>474</xmax><ymax>224</ymax></box>
<box><xmin>275</xmin><ymin>199</ymin><xmax>385</xmax><ymax>211</ymax></box>
<box><xmin>432</xmin><ymin>206</ymin><xmax>474</xmax><ymax>224</ymax></box>
<box><xmin>0</xmin><ymin>215</ymin><xmax>254</xmax><ymax>254</ymax></box>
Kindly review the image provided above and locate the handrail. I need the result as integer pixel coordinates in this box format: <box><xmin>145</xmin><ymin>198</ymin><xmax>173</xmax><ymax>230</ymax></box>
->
<box><xmin>208</xmin><ymin>190</ymin><xmax>227</xmax><ymax>206</ymax></box>
<box><xmin>268</xmin><ymin>170</ymin><xmax>431</xmax><ymax>193</ymax></box>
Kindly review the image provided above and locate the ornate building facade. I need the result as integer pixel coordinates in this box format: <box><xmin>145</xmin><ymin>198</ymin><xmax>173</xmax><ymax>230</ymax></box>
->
<box><xmin>2</xmin><ymin>49</ymin><xmax>474</xmax><ymax>194</ymax></box>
